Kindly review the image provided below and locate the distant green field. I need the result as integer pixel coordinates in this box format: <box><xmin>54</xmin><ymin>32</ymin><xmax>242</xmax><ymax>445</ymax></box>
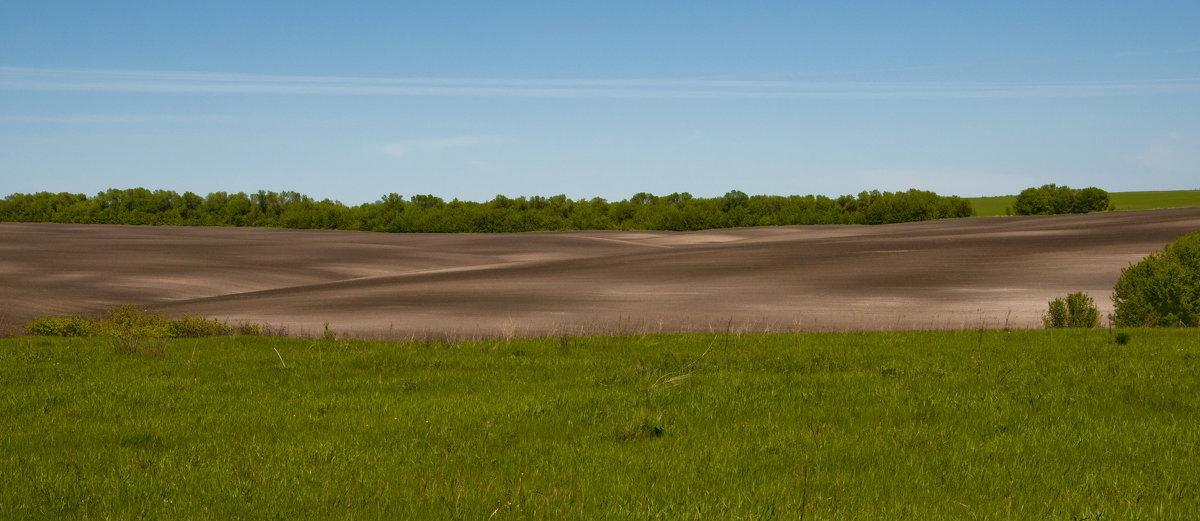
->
<box><xmin>3</xmin><ymin>330</ymin><xmax>1198</xmax><ymax>519</ymax></box>
<box><xmin>1109</xmin><ymin>190</ymin><xmax>1200</xmax><ymax>211</ymax></box>
<box><xmin>967</xmin><ymin>189</ymin><xmax>1200</xmax><ymax>216</ymax></box>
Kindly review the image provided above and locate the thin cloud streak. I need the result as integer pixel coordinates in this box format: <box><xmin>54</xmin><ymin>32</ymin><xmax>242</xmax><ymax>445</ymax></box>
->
<box><xmin>0</xmin><ymin>114</ymin><xmax>237</xmax><ymax>124</ymax></box>
<box><xmin>3</xmin><ymin>67</ymin><xmax>1200</xmax><ymax>100</ymax></box>
<box><xmin>380</xmin><ymin>136</ymin><xmax>498</xmax><ymax>158</ymax></box>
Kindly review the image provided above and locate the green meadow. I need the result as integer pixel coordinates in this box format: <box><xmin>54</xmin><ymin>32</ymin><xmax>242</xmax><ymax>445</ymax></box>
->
<box><xmin>1108</xmin><ymin>190</ymin><xmax>1200</xmax><ymax>212</ymax></box>
<box><xmin>3</xmin><ymin>329</ymin><xmax>1198</xmax><ymax>519</ymax></box>
<box><xmin>967</xmin><ymin>189</ymin><xmax>1200</xmax><ymax>217</ymax></box>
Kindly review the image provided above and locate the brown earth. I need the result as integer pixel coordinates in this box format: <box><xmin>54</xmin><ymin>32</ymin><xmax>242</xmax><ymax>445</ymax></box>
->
<box><xmin>3</xmin><ymin>208</ymin><xmax>1199</xmax><ymax>338</ymax></box>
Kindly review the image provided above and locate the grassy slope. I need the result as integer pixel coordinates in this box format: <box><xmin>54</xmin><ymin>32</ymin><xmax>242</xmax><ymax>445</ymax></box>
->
<box><xmin>3</xmin><ymin>330</ymin><xmax>1198</xmax><ymax>520</ymax></box>
<box><xmin>966</xmin><ymin>189</ymin><xmax>1200</xmax><ymax>217</ymax></box>
<box><xmin>1109</xmin><ymin>190</ymin><xmax>1200</xmax><ymax>212</ymax></box>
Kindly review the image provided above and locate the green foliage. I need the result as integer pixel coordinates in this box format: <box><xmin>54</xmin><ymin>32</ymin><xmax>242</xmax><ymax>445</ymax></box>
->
<box><xmin>23</xmin><ymin>306</ymin><xmax>252</xmax><ymax>343</ymax></box>
<box><xmin>2</xmin><ymin>330</ymin><xmax>1199</xmax><ymax>519</ymax></box>
<box><xmin>237</xmin><ymin>323</ymin><xmax>263</xmax><ymax>336</ymax></box>
<box><xmin>23</xmin><ymin>316</ymin><xmax>95</xmax><ymax>337</ymax></box>
<box><xmin>1112</xmin><ymin>232</ymin><xmax>1200</xmax><ymax>327</ymax></box>
<box><xmin>165</xmin><ymin>314</ymin><xmax>237</xmax><ymax>337</ymax></box>
<box><xmin>1</xmin><ymin>187</ymin><xmax>975</xmax><ymax>232</ymax></box>
<box><xmin>1073</xmin><ymin>187</ymin><xmax>1112</xmax><ymax>213</ymax></box>
<box><xmin>1043</xmin><ymin>292</ymin><xmax>1100</xmax><ymax>328</ymax></box>
<box><xmin>1044</xmin><ymin>299</ymin><xmax>1068</xmax><ymax>328</ymax></box>
<box><xmin>1012</xmin><ymin>184</ymin><xmax>1112</xmax><ymax>215</ymax></box>
<box><xmin>106</xmin><ymin>326</ymin><xmax>169</xmax><ymax>356</ymax></box>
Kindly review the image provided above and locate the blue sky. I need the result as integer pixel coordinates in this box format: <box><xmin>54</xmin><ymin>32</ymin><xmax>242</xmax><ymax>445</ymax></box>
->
<box><xmin>2</xmin><ymin>1</ymin><xmax>1199</xmax><ymax>204</ymax></box>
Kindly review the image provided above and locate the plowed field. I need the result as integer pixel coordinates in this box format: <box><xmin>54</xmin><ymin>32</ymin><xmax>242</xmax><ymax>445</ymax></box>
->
<box><xmin>4</xmin><ymin>208</ymin><xmax>1199</xmax><ymax>338</ymax></box>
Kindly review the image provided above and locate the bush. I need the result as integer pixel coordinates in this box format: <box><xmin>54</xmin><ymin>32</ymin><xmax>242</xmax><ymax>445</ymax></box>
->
<box><xmin>1043</xmin><ymin>292</ymin><xmax>1100</xmax><ymax>328</ymax></box>
<box><xmin>166</xmin><ymin>314</ymin><xmax>235</xmax><ymax>337</ymax></box>
<box><xmin>1112</xmin><ymin>233</ymin><xmax>1200</xmax><ymax>327</ymax></box>
<box><xmin>98</xmin><ymin>305</ymin><xmax>155</xmax><ymax>334</ymax></box>
<box><xmin>237</xmin><ymin>323</ymin><xmax>263</xmax><ymax>336</ymax></box>
<box><xmin>108</xmin><ymin>326</ymin><xmax>169</xmax><ymax>356</ymax></box>
<box><xmin>24</xmin><ymin>316</ymin><xmax>95</xmax><ymax>337</ymax></box>
<box><xmin>97</xmin><ymin>306</ymin><xmax>170</xmax><ymax>355</ymax></box>
<box><xmin>22</xmin><ymin>306</ymin><xmax>268</xmax><ymax>340</ymax></box>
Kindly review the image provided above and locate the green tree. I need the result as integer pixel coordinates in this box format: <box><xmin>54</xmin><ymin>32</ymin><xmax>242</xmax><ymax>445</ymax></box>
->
<box><xmin>1073</xmin><ymin>187</ymin><xmax>1112</xmax><ymax>213</ymax></box>
<box><xmin>1013</xmin><ymin>184</ymin><xmax>1056</xmax><ymax>215</ymax></box>
<box><xmin>1013</xmin><ymin>184</ymin><xmax>1110</xmax><ymax>215</ymax></box>
<box><xmin>1112</xmin><ymin>233</ymin><xmax>1200</xmax><ymax>327</ymax></box>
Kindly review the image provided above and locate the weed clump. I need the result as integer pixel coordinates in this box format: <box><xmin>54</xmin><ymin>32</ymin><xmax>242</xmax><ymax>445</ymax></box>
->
<box><xmin>616</xmin><ymin>409</ymin><xmax>666</xmax><ymax>441</ymax></box>
<box><xmin>616</xmin><ymin>421</ymin><xmax>664</xmax><ymax>441</ymax></box>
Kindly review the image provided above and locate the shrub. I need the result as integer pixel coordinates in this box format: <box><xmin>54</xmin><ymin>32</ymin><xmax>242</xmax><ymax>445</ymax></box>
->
<box><xmin>108</xmin><ymin>326</ymin><xmax>169</xmax><ymax>356</ymax></box>
<box><xmin>24</xmin><ymin>316</ymin><xmax>95</xmax><ymax>337</ymax></box>
<box><xmin>98</xmin><ymin>306</ymin><xmax>170</xmax><ymax>355</ymax></box>
<box><xmin>99</xmin><ymin>305</ymin><xmax>157</xmax><ymax>335</ymax></box>
<box><xmin>1112</xmin><ymin>233</ymin><xmax>1200</xmax><ymax>327</ymax></box>
<box><xmin>166</xmin><ymin>314</ymin><xmax>235</xmax><ymax>337</ymax></box>
<box><xmin>22</xmin><ymin>306</ymin><xmax>270</xmax><ymax>341</ymax></box>
<box><xmin>237</xmin><ymin>323</ymin><xmax>263</xmax><ymax>336</ymax></box>
<box><xmin>1043</xmin><ymin>292</ymin><xmax>1100</xmax><ymax>328</ymax></box>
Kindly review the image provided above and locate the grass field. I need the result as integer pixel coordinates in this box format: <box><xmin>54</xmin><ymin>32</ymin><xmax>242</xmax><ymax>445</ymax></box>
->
<box><xmin>3</xmin><ymin>329</ymin><xmax>1198</xmax><ymax>519</ymax></box>
<box><xmin>967</xmin><ymin>189</ymin><xmax>1200</xmax><ymax>217</ymax></box>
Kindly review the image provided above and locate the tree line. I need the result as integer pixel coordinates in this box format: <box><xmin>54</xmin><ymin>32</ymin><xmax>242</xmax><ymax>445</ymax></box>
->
<box><xmin>0</xmin><ymin>188</ymin><xmax>975</xmax><ymax>232</ymax></box>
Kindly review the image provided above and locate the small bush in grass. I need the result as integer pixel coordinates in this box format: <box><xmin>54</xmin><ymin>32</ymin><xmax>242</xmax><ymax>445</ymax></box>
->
<box><xmin>100</xmin><ymin>305</ymin><xmax>151</xmax><ymax>333</ymax></box>
<box><xmin>1043</xmin><ymin>292</ymin><xmax>1100</xmax><ymax>328</ymax></box>
<box><xmin>22</xmin><ymin>306</ymin><xmax>269</xmax><ymax>342</ymax></box>
<box><xmin>166</xmin><ymin>314</ymin><xmax>235</xmax><ymax>337</ymax></box>
<box><xmin>99</xmin><ymin>306</ymin><xmax>170</xmax><ymax>355</ymax></box>
<box><xmin>24</xmin><ymin>316</ymin><xmax>95</xmax><ymax>337</ymax></box>
<box><xmin>108</xmin><ymin>325</ymin><xmax>169</xmax><ymax>356</ymax></box>
<box><xmin>237</xmin><ymin>323</ymin><xmax>263</xmax><ymax>336</ymax></box>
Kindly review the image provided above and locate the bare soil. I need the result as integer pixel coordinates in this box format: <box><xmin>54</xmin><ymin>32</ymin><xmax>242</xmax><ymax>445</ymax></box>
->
<box><xmin>3</xmin><ymin>209</ymin><xmax>1199</xmax><ymax>338</ymax></box>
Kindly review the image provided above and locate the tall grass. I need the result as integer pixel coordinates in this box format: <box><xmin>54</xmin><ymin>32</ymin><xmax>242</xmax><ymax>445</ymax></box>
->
<box><xmin>2</xmin><ymin>329</ymin><xmax>1197</xmax><ymax>519</ymax></box>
